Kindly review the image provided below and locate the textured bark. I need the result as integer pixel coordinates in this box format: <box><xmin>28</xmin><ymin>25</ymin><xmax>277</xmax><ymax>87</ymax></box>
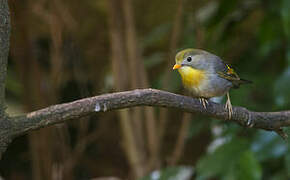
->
<box><xmin>0</xmin><ymin>0</ymin><xmax>11</xmax><ymax>158</ymax></box>
<box><xmin>5</xmin><ymin>88</ymin><xmax>290</xmax><ymax>139</ymax></box>
<box><xmin>0</xmin><ymin>0</ymin><xmax>10</xmax><ymax>113</ymax></box>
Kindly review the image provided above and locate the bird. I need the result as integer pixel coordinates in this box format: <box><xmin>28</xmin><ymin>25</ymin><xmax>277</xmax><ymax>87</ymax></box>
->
<box><xmin>172</xmin><ymin>48</ymin><xmax>252</xmax><ymax>119</ymax></box>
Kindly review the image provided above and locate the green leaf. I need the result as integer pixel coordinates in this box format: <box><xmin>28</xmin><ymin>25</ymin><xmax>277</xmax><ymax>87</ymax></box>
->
<box><xmin>196</xmin><ymin>138</ymin><xmax>249</xmax><ymax>180</ymax></box>
<box><xmin>274</xmin><ymin>66</ymin><xmax>290</xmax><ymax>108</ymax></box>
<box><xmin>187</xmin><ymin>116</ymin><xmax>207</xmax><ymax>139</ymax></box>
<box><xmin>284</xmin><ymin>151</ymin><xmax>290</xmax><ymax>177</ymax></box>
<box><xmin>281</xmin><ymin>0</ymin><xmax>290</xmax><ymax>38</ymax></box>
<box><xmin>257</xmin><ymin>15</ymin><xmax>283</xmax><ymax>58</ymax></box>
<box><xmin>237</xmin><ymin>151</ymin><xmax>262</xmax><ymax>180</ymax></box>
<box><xmin>251</xmin><ymin>131</ymin><xmax>287</xmax><ymax>161</ymax></box>
<box><xmin>283</xmin><ymin>138</ymin><xmax>290</xmax><ymax>178</ymax></box>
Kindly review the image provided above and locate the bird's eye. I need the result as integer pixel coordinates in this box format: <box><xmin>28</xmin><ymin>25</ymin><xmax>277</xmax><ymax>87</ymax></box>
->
<box><xmin>186</xmin><ymin>56</ymin><xmax>192</xmax><ymax>62</ymax></box>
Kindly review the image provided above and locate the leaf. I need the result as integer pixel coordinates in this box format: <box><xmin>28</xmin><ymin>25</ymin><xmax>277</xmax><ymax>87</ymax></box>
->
<box><xmin>257</xmin><ymin>16</ymin><xmax>283</xmax><ymax>58</ymax></box>
<box><xmin>284</xmin><ymin>150</ymin><xmax>290</xmax><ymax>177</ymax></box>
<box><xmin>196</xmin><ymin>138</ymin><xmax>249</xmax><ymax>180</ymax></box>
<box><xmin>274</xmin><ymin>66</ymin><xmax>290</xmax><ymax>108</ymax></box>
<box><xmin>281</xmin><ymin>0</ymin><xmax>290</xmax><ymax>38</ymax></box>
<box><xmin>187</xmin><ymin>116</ymin><xmax>207</xmax><ymax>139</ymax></box>
<box><xmin>283</xmin><ymin>137</ymin><xmax>290</xmax><ymax>177</ymax></box>
<box><xmin>251</xmin><ymin>131</ymin><xmax>287</xmax><ymax>161</ymax></box>
<box><xmin>237</xmin><ymin>151</ymin><xmax>262</xmax><ymax>180</ymax></box>
<box><xmin>206</xmin><ymin>0</ymin><xmax>238</xmax><ymax>27</ymax></box>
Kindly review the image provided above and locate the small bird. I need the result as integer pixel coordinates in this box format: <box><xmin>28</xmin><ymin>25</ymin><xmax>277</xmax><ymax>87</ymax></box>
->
<box><xmin>173</xmin><ymin>48</ymin><xmax>251</xmax><ymax>119</ymax></box>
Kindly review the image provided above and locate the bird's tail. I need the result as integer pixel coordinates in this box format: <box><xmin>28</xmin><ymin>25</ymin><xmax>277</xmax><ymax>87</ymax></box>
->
<box><xmin>233</xmin><ymin>78</ymin><xmax>252</xmax><ymax>88</ymax></box>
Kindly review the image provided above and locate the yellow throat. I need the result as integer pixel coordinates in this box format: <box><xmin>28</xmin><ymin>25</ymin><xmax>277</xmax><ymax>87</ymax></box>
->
<box><xmin>178</xmin><ymin>66</ymin><xmax>205</xmax><ymax>88</ymax></box>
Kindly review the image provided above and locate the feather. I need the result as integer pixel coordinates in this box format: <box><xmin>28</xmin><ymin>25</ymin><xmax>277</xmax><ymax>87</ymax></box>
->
<box><xmin>217</xmin><ymin>64</ymin><xmax>252</xmax><ymax>88</ymax></box>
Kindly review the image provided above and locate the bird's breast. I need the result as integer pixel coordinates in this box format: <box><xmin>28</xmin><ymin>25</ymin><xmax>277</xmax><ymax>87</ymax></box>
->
<box><xmin>178</xmin><ymin>66</ymin><xmax>205</xmax><ymax>88</ymax></box>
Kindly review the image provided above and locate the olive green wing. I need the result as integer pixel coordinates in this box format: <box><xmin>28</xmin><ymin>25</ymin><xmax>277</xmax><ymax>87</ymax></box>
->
<box><xmin>217</xmin><ymin>64</ymin><xmax>240</xmax><ymax>81</ymax></box>
<box><xmin>217</xmin><ymin>64</ymin><xmax>252</xmax><ymax>88</ymax></box>
<box><xmin>206</xmin><ymin>53</ymin><xmax>241</xmax><ymax>81</ymax></box>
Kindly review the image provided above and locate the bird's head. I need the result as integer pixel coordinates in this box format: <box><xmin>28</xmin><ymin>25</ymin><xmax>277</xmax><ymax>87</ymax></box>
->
<box><xmin>173</xmin><ymin>48</ymin><xmax>209</xmax><ymax>70</ymax></box>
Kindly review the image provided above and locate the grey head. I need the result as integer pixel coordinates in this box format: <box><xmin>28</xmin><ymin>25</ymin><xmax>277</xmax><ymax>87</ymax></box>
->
<box><xmin>176</xmin><ymin>48</ymin><xmax>226</xmax><ymax>73</ymax></box>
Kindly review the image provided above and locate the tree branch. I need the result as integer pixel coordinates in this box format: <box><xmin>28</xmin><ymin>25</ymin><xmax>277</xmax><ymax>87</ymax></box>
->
<box><xmin>0</xmin><ymin>0</ymin><xmax>10</xmax><ymax>114</ymax></box>
<box><xmin>0</xmin><ymin>0</ymin><xmax>12</xmax><ymax>158</ymax></box>
<box><xmin>9</xmin><ymin>88</ymin><xmax>290</xmax><ymax>139</ymax></box>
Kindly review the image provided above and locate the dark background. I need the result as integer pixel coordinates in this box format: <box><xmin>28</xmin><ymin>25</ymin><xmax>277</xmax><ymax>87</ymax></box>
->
<box><xmin>1</xmin><ymin>0</ymin><xmax>290</xmax><ymax>179</ymax></box>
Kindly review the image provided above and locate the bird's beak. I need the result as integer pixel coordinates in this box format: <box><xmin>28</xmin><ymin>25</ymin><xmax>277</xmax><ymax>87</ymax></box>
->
<box><xmin>173</xmin><ymin>64</ymin><xmax>181</xmax><ymax>70</ymax></box>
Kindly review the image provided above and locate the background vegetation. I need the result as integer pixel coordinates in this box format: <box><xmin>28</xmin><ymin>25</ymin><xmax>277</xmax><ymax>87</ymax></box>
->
<box><xmin>2</xmin><ymin>0</ymin><xmax>290</xmax><ymax>179</ymax></box>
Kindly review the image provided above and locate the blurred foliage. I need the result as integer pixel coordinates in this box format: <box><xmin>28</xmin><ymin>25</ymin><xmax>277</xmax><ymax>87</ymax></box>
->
<box><xmin>3</xmin><ymin>0</ymin><xmax>290</xmax><ymax>179</ymax></box>
<box><xmin>140</xmin><ymin>166</ymin><xmax>194</xmax><ymax>180</ymax></box>
<box><xmin>196</xmin><ymin>138</ymin><xmax>262</xmax><ymax>180</ymax></box>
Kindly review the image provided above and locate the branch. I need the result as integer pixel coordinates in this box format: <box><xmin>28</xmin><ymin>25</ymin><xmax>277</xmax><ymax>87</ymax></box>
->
<box><xmin>9</xmin><ymin>89</ymin><xmax>290</xmax><ymax>138</ymax></box>
<box><xmin>0</xmin><ymin>0</ymin><xmax>11</xmax><ymax>158</ymax></box>
<box><xmin>0</xmin><ymin>0</ymin><xmax>10</xmax><ymax>114</ymax></box>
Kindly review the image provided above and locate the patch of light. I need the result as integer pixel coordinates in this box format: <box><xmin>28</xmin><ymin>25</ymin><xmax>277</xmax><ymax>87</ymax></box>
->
<box><xmin>207</xmin><ymin>137</ymin><xmax>230</xmax><ymax>153</ymax></box>
<box><xmin>94</xmin><ymin>102</ymin><xmax>101</xmax><ymax>112</ymax></box>
<box><xmin>212</xmin><ymin>125</ymin><xmax>223</xmax><ymax>136</ymax></box>
<box><xmin>275</xmin><ymin>95</ymin><xmax>285</xmax><ymax>107</ymax></box>
<box><xmin>151</xmin><ymin>170</ymin><xmax>160</xmax><ymax>180</ymax></box>
<box><xmin>169</xmin><ymin>167</ymin><xmax>194</xmax><ymax>180</ymax></box>
<box><xmin>210</xmin><ymin>96</ymin><xmax>223</xmax><ymax>103</ymax></box>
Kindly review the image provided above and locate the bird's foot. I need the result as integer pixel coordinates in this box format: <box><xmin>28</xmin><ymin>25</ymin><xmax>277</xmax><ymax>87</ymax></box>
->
<box><xmin>225</xmin><ymin>92</ymin><xmax>233</xmax><ymax>120</ymax></box>
<box><xmin>199</xmin><ymin>98</ymin><xmax>209</xmax><ymax>109</ymax></box>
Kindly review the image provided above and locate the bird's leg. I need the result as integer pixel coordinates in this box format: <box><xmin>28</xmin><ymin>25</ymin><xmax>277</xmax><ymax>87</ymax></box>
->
<box><xmin>225</xmin><ymin>92</ymin><xmax>233</xmax><ymax>119</ymax></box>
<box><xmin>199</xmin><ymin>97</ymin><xmax>209</xmax><ymax>109</ymax></box>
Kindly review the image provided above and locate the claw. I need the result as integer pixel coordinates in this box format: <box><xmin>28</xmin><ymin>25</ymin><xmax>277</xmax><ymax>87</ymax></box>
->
<box><xmin>246</xmin><ymin>113</ymin><xmax>253</xmax><ymax>127</ymax></box>
<box><xmin>225</xmin><ymin>92</ymin><xmax>233</xmax><ymax>120</ymax></box>
<box><xmin>199</xmin><ymin>98</ymin><xmax>208</xmax><ymax>109</ymax></box>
